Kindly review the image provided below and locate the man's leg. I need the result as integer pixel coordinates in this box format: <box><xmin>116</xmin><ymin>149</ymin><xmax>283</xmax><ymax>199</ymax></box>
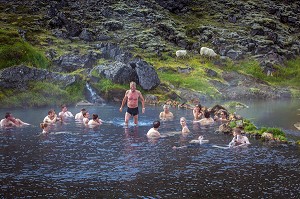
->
<box><xmin>133</xmin><ymin>114</ymin><xmax>138</xmax><ymax>125</ymax></box>
<box><xmin>125</xmin><ymin>112</ymin><xmax>131</xmax><ymax>125</ymax></box>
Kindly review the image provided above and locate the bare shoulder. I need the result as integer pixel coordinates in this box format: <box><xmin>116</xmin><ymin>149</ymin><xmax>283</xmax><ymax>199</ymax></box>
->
<box><xmin>125</xmin><ymin>90</ymin><xmax>130</xmax><ymax>96</ymax></box>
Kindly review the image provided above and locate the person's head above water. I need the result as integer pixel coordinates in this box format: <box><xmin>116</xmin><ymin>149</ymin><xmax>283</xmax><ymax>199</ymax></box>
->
<box><xmin>130</xmin><ymin>81</ymin><xmax>136</xmax><ymax>92</ymax></box>
<box><xmin>233</xmin><ymin>127</ymin><xmax>242</xmax><ymax>135</ymax></box>
<box><xmin>153</xmin><ymin>120</ymin><xmax>160</xmax><ymax>128</ymax></box>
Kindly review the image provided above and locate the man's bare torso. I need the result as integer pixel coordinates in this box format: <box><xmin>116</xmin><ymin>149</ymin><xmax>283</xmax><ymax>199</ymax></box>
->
<box><xmin>126</xmin><ymin>90</ymin><xmax>140</xmax><ymax>108</ymax></box>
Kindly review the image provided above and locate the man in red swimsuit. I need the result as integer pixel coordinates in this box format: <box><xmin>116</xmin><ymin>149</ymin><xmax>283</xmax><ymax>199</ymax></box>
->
<box><xmin>119</xmin><ymin>82</ymin><xmax>145</xmax><ymax>125</ymax></box>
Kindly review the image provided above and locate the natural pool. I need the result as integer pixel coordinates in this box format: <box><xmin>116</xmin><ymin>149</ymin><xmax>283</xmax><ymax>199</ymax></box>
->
<box><xmin>0</xmin><ymin>100</ymin><xmax>299</xmax><ymax>198</ymax></box>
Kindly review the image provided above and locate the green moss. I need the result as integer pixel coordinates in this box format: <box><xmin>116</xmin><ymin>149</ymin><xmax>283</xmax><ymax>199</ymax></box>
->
<box><xmin>249</xmin><ymin>87</ymin><xmax>260</xmax><ymax>94</ymax></box>
<box><xmin>223</xmin><ymin>57</ymin><xmax>300</xmax><ymax>95</ymax></box>
<box><xmin>93</xmin><ymin>78</ymin><xmax>127</xmax><ymax>93</ymax></box>
<box><xmin>223</xmin><ymin>101</ymin><xmax>249</xmax><ymax>109</ymax></box>
<box><xmin>0</xmin><ymin>29</ymin><xmax>49</xmax><ymax>69</ymax></box>
<box><xmin>158</xmin><ymin>69</ymin><xmax>220</xmax><ymax>98</ymax></box>
<box><xmin>0</xmin><ymin>81</ymin><xmax>85</xmax><ymax>108</ymax></box>
<box><xmin>258</xmin><ymin>127</ymin><xmax>287</xmax><ymax>141</ymax></box>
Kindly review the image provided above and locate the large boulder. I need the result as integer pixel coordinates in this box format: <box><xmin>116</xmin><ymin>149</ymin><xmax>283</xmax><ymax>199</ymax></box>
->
<box><xmin>91</xmin><ymin>60</ymin><xmax>160</xmax><ymax>90</ymax></box>
<box><xmin>92</xmin><ymin>62</ymin><xmax>137</xmax><ymax>84</ymax></box>
<box><xmin>93</xmin><ymin>43</ymin><xmax>160</xmax><ymax>90</ymax></box>
<box><xmin>132</xmin><ymin>60</ymin><xmax>160</xmax><ymax>90</ymax></box>
<box><xmin>0</xmin><ymin>65</ymin><xmax>76</xmax><ymax>90</ymax></box>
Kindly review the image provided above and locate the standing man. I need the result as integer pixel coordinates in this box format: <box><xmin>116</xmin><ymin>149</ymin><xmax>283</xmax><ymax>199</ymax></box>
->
<box><xmin>119</xmin><ymin>81</ymin><xmax>145</xmax><ymax>125</ymax></box>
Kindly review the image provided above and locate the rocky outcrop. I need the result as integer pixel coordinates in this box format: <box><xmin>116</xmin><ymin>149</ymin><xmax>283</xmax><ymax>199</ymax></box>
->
<box><xmin>91</xmin><ymin>60</ymin><xmax>160</xmax><ymax>90</ymax></box>
<box><xmin>92</xmin><ymin>62</ymin><xmax>136</xmax><ymax>85</ymax></box>
<box><xmin>0</xmin><ymin>65</ymin><xmax>77</xmax><ymax>90</ymax></box>
<box><xmin>53</xmin><ymin>51</ymin><xmax>100</xmax><ymax>73</ymax></box>
<box><xmin>210</xmin><ymin>71</ymin><xmax>291</xmax><ymax>99</ymax></box>
<box><xmin>133</xmin><ymin>60</ymin><xmax>160</xmax><ymax>90</ymax></box>
<box><xmin>91</xmin><ymin>43</ymin><xmax>160</xmax><ymax>90</ymax></box>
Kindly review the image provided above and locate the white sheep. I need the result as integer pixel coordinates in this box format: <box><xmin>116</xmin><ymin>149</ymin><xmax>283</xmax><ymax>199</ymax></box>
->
<box><xmin>175</xmin><ymin>50</ymin><xmax>187</xmax><ymax>59</ymax></box>
<box><xmin>200</xmin><ymin>47</ymin><xmax>217</xmax><ymax>59</ymax></box>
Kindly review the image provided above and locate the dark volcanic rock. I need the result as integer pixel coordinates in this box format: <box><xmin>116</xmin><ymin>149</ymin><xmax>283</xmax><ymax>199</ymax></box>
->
<box><xmin>53</xmin><ymin>51</ymin><xmax>99</xmax><ymax>72</ymax></box>
<box><xmin>0</xmin><ymin>65</ymin><xmax>76</xmax><ymax>90</ymax></box>
<box><xmin>91</xmin><ymin>60</ymin><xmax>160</xmax><ymax>90</ymax></box>
<box><xmin>211</xmin><ymin>71</ymin><xmax>292</xmax><ymax>99</ymax></box>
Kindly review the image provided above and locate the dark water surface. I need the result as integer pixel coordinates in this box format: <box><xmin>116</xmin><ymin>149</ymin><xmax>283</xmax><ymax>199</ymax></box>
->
<box><xmin>1</xmin><ymin>100</ymin><xmax>299</xmax><ymax>198</ymax></box>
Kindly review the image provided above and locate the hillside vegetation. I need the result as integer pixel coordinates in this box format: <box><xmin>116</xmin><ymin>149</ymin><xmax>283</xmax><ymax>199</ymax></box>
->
<box><xmin>0</xmin><ymin>0</ymin><xmax>299</xmax><ymax>107</ymax></box>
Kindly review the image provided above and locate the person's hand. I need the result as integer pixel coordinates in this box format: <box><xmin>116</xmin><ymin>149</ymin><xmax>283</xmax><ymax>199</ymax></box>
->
<box><xmin>119</xmin><ymin>107</ymin><xmax>122</xmax><ymax>112</ymax></box>
<box><xmin>142</xmin><ymin>108</ymin><xmax>145</xmax><ymax>114</ymax></box>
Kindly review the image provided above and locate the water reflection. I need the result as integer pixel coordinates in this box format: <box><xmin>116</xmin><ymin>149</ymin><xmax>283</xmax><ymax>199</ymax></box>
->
<box><xmin>0</xmin><ymin>100</ymin><xmax>300</xmax><ymax>198</ymax></box>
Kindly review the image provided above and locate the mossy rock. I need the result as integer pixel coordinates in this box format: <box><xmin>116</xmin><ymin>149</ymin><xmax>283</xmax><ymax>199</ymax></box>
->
<box><xmin>223</xmin><ymin>101</ymin><xmax>249</xmax><ymax>109</ymax></box>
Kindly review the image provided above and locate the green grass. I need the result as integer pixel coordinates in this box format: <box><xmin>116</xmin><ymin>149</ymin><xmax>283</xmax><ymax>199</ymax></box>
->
<box><xmin>94</xmin><ymin>78</ymin><xmax>128</xmax><ymax>93</ymax></box>
<box><xmin>0</xmin><ymin>81</ymin><xmax>85</xmax><ymax>108</ymax></box>
<box><xmin>143</xmin><ymin>54</ymin><xmax>222</xmax><ymax>99</ymax></box>
<box><xmin>0</xmin><ymin>29</ymin><xmax>49</xmax><ymax>69</ymax></box>
<box><xmin>225</xmin><ymin>58</ymin><xmax>300</xmax><ymax>91</ymax></box>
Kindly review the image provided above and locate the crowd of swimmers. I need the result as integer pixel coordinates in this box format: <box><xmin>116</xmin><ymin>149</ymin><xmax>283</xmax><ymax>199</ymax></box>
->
<box><xmin>147</xmin><ymin>103</ymin><xmax>250</xmax><ymax>149</ymax></box>
<box><xmin>0</xmin><ymin>81</ymin><xmax>250</xmax><ymax>149</ymax></box>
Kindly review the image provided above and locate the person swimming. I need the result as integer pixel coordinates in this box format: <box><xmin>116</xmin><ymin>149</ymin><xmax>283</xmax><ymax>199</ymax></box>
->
<box><xmin>147</xmin><ymin>120</ymin><xmax>161</xmax><ymax>138</ymax></box>
<box><xmin>180</xmin><ymin>117</ymin><xmax>190</xmax><ymax>134</ymax></box>
<box><xmin>159</xmin><ymin>105</ymin><xmax>174</xmax><ymax>120</ymax></box>
<box><xmin>88</xmin><ymin>114</ymin><xmax>102</xmax><ymax>126</ymax></box>
<box><xmin>173</xmin><ymin>135</ymin><xmax>209</xmax><ymax>149</ymax></box>
<box><xmin>0</xmin><ymin>112</ymin><xmax>30</xmax><ymax>127</ymax></box>
<box><xmin>229</xmin><ymin>128</ymin><xmax>250</xmax><ymax>148</ymax></box>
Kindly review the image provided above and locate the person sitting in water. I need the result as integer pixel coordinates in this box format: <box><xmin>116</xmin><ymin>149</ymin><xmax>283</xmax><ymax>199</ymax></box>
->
<box><xmin>75</xmin><ymin>108</ymin><xmax>86</xmax><ymax>120</ymax></box>
<box><xmin>40</xmin><ymin>122</ymin><xmax>50</xmax><ymax>134</ymax></box>
<box><xmin>214</xmin><ymin>110</ymin><xmax>229</xmax><ymax>122</ymax></box>
<box><xmin>173</xmin><ymin>135</ymin><xmax>209</xmax><ymax>149</ymax></box>
<box><xmin>82</xmin><ymin>111</ymin><xmax>90</xmax><ymax>125</ymax></box>
<box><xmin>199</xmin><ymin>111</ymin><xmax>214</xmax><ymax>125</ymax></box>
<box><xmin>193</xmin><ymin>104</ymin><xmax>203</xmax><ymax>121</ymax></box>
<box><xmin>180</xmin><ymin>117</ymin><xmax>190</xmax><ymax>134</ymax></box>
<box><xmin>0</xmin><ymin>112</ymin><xmax>30</xmax><ymax>127</ymax></box>
<box><xmin>159</xmin><ymin>104</ymin><xmax>174</xmax><ymax>120</ymax></box>
<box><xmin>58</xmin><ymin>104</ymin><xmax>74</xmax><ymax>120</ymax></box>
<box><xmin>229</xmin><ymin>128</ymin><xmax>250</xmax><ymax>148</ymax></box>
<box><xmin>88</xmin><ymin>114</ymin><xmax>102</xmax><ymax>126</ymax></box>
<box><xmin>147</xmin><ymin>120</ymin><xmax>161</xmax><ymax>138</ymax></box>
<box><xmin>43</xmin><ymin>109</ymin><xmax>59</xmax><ymax>124</ymax></box>
<box><xmin>189</xmin><ymin>135</ymin><xmax>209</xmax><ymax>144</ymax></box>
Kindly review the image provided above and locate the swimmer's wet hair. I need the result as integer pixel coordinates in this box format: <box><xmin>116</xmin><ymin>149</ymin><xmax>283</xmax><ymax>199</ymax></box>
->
<box><xmin>233</xmin><ymin>127</ymin><xmax>242</xmax><ymax>134</ymax></box>
<box><xmin>153</xmin><ymin>120</ymin><xmax>160</xmax><ymax>128</ymax></box>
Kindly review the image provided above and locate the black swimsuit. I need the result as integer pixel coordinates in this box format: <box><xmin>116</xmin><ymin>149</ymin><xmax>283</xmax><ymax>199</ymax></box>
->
<box><xmin>127</xmin><ymin>107</ymin><xmax>139</xmax><ymax>116</ymax></box>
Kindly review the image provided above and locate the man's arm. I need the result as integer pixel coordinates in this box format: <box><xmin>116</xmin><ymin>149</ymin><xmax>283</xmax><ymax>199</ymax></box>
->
<box><xmin>119</xmin><ymin>90</ymin><xmax>128</xmax><ymax>112</ymax></box>
<box><xmin>138</xmin><ymin>91</ymin><xmax>145</xmax><ymax>113</ymax></box>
